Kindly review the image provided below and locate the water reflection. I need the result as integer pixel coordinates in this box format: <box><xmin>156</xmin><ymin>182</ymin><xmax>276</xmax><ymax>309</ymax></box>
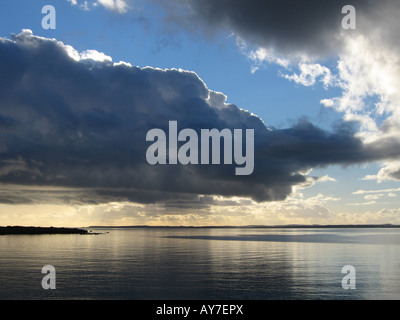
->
<box><xmin>0</xmin><ymin>228</ymin><xmax>399</xmax><ymax>299</ymax></box>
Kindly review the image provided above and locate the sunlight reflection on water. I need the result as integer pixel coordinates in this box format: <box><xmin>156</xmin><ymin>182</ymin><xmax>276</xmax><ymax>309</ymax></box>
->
<box><xmin>1</xmin><ymin>228</ymin><xmax>399</xmax><ymax>300</ymax></box>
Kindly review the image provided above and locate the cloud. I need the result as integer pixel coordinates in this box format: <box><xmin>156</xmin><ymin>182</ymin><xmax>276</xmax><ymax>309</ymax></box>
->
<box><xmin>65</xmin><ymin>0</ymin><xmax>400</xmax><ymax>176</ymax></box>
<box><xmin>347</xmin><ymin>201</ymin><xmax>377</xmax><ymax>206</ymax></box>
<box><xmin>97</xmin><ymin>0</ymin><xmax>129</xmax><ymax>13</ymax></box>
<box><xmin>154</xmin><ymin>0</ymin><xmax>400</xmax><ymax>152</ymax></box>
<box><xmin>361</xmin><ymin>162</ymin><xmax>400</xmax><ymax>183</ymax></box>
<box><xmin>163</xmin><ymin>0</ymin><xmax>400</xmax><ymax>137</ymax></box>
<box><xmin>0</xmin><ymin>192</ymin><xmax>338</xmax><ymax>227</ymax></box>
<box><xmin>3</xmin><ymin>191</ymin><xmax>400</xmax><ymax>227</ymax></box>
<box><xmin>1</xmin><ymin>30</ymin><xmax>400</xmax><ymax>205</ymax></box>
<box><xmin>67</xmin><ymin>0</ymin><xmax>129</xmax><ymax>13</ymax></box>
<box><xmin>283</xmin><ymin>63</ymin><xmax>334</xmax><ymax>87</ymax></box>
<box><xmin>364</xmin><ymin>194</ymin><xmax>387</xmax><ymax>201</ymax></box>
<box><xmin>353</xmin><ymin>187</ymin><xmax>400</xmax><ymax>195</ymax></box>
<box><xmin>361</xmin><ymin>193</ymin><xmax>397</xmax><ymax>200</ymax></box>
<box><xmin>67</xmin><ymin>0</ymin><xmax>92</xmax><ymax>11</ymax></box>
<box><xmin>153</xmin><ymin>0</ymin><xmax>400</xmax><ymax>58</ymax></box>
<box><xmin>225</xmin><ymin>0</ymin><xmax>400</xmax><ymax>184</ymax></box>
<box><xmin>316</xmin><ymin>175</ymin><xmax>337</xmax><ymax>183</ymax></box>
<box><xmin>246</xmin><ymin>5</ymin><xmax>400</xmax><ymax>151</ymax></box>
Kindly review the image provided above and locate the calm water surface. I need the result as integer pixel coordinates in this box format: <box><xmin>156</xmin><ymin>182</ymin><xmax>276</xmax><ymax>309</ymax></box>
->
<box><xmin>1</xmin><ymin>228</ymin><xmax>400</xmax><ymax>300</ymax></box>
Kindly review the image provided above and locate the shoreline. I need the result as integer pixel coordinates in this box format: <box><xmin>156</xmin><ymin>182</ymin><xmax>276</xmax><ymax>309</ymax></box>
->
<box><xmin>0</xmin><ymin>226</ymin><xmax>94</xmax><ymax>235</ymax></box>
<box><xmin>2</xmin><ymin>225</ymin><xmax>399</xmax><ymax>235</ymax></box>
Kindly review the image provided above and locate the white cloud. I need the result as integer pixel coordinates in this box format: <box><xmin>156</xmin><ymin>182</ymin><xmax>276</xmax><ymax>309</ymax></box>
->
<box><xmin>236</xmin><ymin>37</ymin><xmax>290</xmax><ymax>73</ymax></box>
<box><xmin>97</xmin><ymin>0</ymin><xmax>129</xmax><ymax>14</ymax></box>
<box><xmin>317</xmin><ymin>175</ymin><xmax>337</xmax><ymax>183</ymax></box>
<box><xmin>17</xmin><ymin>31</ymin><xmax>116</xmax><ymax>64</ymax></box>
<box><xmin>80</xmin><ymin>49</ymin><xmax>113</xmax><ymax>62</ymax></box>
<box><xmin>283</xmin><ymin>63</ymin><xmax>334</xmax><ymax>88</ymax></box>
<box><xmin>361</xmin><ymin>174</ymin><xmax>379</xmax><ymax>181</ymax></box>
<box><xmin>67</xmin><ymin>0</ymin><xmax>93</xmax><ymax>11</ymax></box>
<box><xmin>320</xmin><ymin>99</ymin><xmax>335</xmax><ymax>108</ymax></box>
<box><xmin>324</xmin><ymin>33</ymin><xmax>400</xmax><ymax>142</ymax></box>
<box><xmin>277</xmin><ymin>32</ymin><xmax>400</xmax><ymax>147</ymax></box>
<box><xmin>364</xmin><ymin>194</ymin><xmax>385</xmax><ymax>200</ymax></box>
<box><xmin>361</xmin><ymin>161</ymin><xmax>400</xmax><ymax>183</ymax></box>
<box><xmin>66</xmin><ymin>0</ymin><xmax>129</xmax><ymax>13</ymax></box>
<box><xmin>15</xmin><ymin>31</ymin><xmax>115</xmax><ymax>64</ymax></box>
<box><xmin>347</xmin><ymin>201</ymin><xmax>377</xmax><ymax>206</ymax></box>
<box><xmin>362</xmin><ymin>193</ymin><xmax>396</xmax><ymax>201</ymax></box>
<box><xmin>353</xmin><ymin>187</ymin><xmax>400</xmax><ymax>195</ymax></box>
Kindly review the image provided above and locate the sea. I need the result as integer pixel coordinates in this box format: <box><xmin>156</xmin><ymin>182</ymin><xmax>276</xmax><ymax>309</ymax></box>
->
<box><xmin>1</xmin><ymin>227</ymin><xmax>400</xmax><ymax>300</ymax></box>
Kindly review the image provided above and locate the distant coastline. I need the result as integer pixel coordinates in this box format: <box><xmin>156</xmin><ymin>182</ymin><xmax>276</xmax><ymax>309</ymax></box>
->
<box><xmin>88</xmin><ymin>224</ymin><xmax>400</xmax><ymax>229</ymax></box>
<box><xmin>2</xmin><ymin>225</ymin><xmax>399</xmax><ymax>235</ymax></box>
<box><xmin>0</xmin><ymin>226</ymin><xmax>90</xmax><ymax>235</ymax></box>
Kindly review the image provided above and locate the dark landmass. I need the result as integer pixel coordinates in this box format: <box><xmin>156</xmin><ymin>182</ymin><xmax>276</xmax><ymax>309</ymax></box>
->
<box><xmin>88</xmin><ymin>224</ymin><xmax>400</xmax><ymax>229</ymax></box>
<box><xmin>4</xmin><ymin>225</ymin><xmax>396</xmax><ymax>235</ymax></box>
<box><xmin>0</xmin><ymin>226</ymin><xmax>92</xmax><ymax>235</ymax></box>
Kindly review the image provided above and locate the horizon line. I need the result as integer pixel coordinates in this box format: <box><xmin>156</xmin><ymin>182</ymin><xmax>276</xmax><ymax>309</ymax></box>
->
<box><xmin>86</xmin><ymin>224</ymin><xmax>400</xmax><ymax>229</ymax></box>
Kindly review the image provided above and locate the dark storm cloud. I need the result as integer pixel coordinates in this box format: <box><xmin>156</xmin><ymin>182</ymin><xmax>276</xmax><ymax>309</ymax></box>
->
<box><xmin>387</xmin><ymin>170</ymin><xmax>400</xmax><ymax>181</ymax></box>
<box><xmin>1</xmin><ymin>31</ymin><xmax>400</xmax><ymax>205</ymax></box>
<box><xmin>154</xmin><ymin>0</ymin><xmax>398</xmax><ymax>56</ymax></box>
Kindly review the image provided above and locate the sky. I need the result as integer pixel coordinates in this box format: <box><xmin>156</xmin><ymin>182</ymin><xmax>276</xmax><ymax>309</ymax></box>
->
<box><xmin>0</xmin><ymin>0</ymin><xmax>400</xmax><ymax>227</ymax></box>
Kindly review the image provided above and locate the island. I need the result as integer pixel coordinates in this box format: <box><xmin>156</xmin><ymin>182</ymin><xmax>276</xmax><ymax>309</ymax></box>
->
<box><xmin>0</xmin><ymin>226</ymin><xmax>90</xmax><ymax>235</ymax></box>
